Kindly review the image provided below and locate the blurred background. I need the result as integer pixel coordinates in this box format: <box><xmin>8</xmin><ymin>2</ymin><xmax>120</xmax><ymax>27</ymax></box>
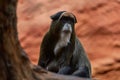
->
<box><xmin>17</xmin><ymin>0</ymin><xmax>120</xmax><ymax>80</ymax></box>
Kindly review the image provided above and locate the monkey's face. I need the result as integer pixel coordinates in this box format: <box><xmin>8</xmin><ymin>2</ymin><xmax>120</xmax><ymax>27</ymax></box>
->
<box><xmin>50</xmin><ymin>11</ymin><xmax>77</xmax><ymax>39</ymax></box>
<box><xmin>50</xmin><ymin>11</ymin><xmax>77</xmax><ymax>55</ymax></box>
<box><xmin>59</xmin><ymin>16</ymin><xmax>74</xmax><ymax>45</ymax></box>
<box><xmin>60</xmin><ymin>16</ymin><xmax>73</xmax><ymax>34</ymax></box>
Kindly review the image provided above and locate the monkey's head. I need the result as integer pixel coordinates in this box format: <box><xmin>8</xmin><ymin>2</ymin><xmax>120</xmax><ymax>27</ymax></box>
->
<box><xmin>49</xmin><ymin>11</ymin><xmax>77</xmax><ymax>41</ymax></box>
<box><xmin>48</xmin><ymin>11</ymin><xmax>77</xmax><ymax>55</ymax></box>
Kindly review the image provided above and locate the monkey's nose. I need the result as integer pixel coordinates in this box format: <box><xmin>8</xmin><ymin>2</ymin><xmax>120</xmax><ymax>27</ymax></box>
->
<box><xmin>62</xmin><ymin>23</ymin><xmax>72</xmax><ymax>33</ymax></box>
<box><xmin>66</xmin><ymin>23</ymin><xmax>71</xmax><ymax>28</ymax></box>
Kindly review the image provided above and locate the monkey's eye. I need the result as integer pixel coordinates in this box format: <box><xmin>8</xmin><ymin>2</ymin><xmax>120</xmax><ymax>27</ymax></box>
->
<box><xmin>60</xmin><ymin>17</ymin><xmax>74</xmax><ymax>24</ymax></box>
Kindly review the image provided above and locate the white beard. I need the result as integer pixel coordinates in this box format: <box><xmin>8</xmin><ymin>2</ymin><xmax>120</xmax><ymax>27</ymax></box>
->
<box><xmin>54</xmin><ymin>23</ymin><xmax>72</xmax><ymax>55</ymax></box>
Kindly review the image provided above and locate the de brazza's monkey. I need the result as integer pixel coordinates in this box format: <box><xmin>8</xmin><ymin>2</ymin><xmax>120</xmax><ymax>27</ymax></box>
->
<box><xmin>38</xmin><ymin>11</ymin><xmax>91</xmax><ymax>78</ymax></box>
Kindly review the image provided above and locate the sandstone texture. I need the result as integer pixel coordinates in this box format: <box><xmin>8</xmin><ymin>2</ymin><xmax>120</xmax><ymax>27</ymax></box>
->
<box><xmin>17</xmin><ymin>0</ymin><xmax>120</xmax><ymax>80</ymax></box>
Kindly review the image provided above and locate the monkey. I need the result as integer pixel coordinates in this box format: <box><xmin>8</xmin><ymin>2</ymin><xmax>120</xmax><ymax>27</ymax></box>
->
<box><xmin>38</xmin><ymin>11</ymin><xmax>91</xmax><ymax>78</ymax></box>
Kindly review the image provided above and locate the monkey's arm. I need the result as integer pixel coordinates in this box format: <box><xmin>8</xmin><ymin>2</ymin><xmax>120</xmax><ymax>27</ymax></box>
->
<box><xmin>71</xmin><ymin>38</ymin><xmax>91</xmax><ymax>78</ymax></box>
<box><xmin>38</xmin><ymin>33</ymin><xmax>53</xmax><ymax>68</ymax></box>
<box><xmin>38</xmin><ymin>43</ymin><xmax>49</xmax><ymax>68</ymax></box>
<box><xmin>38</xmin><ymin>51</ymin><xmax>49</xmax><ymax>68</ymax></box>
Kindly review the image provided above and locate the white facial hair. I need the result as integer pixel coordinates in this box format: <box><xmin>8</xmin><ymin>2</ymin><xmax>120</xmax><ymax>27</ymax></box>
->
<box><xmin>54</xmin><ymin>23</ymin><xmax>72</xmax><ymax>55</ymax></box>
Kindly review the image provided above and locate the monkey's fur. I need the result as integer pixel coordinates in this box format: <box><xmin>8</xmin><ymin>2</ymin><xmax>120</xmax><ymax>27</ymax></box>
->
<box><xmin>38</xmin><ymin>11</ymin><xmax>91</xmax><ymax>78</ymax></box>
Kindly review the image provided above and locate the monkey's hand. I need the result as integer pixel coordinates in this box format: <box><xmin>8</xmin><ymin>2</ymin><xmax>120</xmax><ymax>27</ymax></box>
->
<box><xmin>46</xmin><ymin>65</ymin><xmax>59</xmax><ymax>73</ymax></box>
<box><xmin>58</xmin><ymin>66</ymin><xmax>74</xmax><ymax>75</ymax></box>
<box><xmin>57</xmin><ymin>51</ymin><xmax>72</xmax><ymax>67</ymax></box>
<box><xmin>38</xmin><ymin>57</ymin><xmax>50</xmax><ymax>68</ymax></box>
<box><xmin>72</xmin><ymin>66</ymin><xmax>90</xmax><ymax>78</ymax></box>
<box><xmin>57</xmin><ymin>57</ymin><xmax>70</xmax><ymax>67</ymax></box>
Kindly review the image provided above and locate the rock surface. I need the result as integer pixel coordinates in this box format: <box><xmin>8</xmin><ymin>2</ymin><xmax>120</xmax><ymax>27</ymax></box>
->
<box><xmin>17</xmin><ymin>0</ymin><xmax>120</xmax><ymax>80</ymax></box>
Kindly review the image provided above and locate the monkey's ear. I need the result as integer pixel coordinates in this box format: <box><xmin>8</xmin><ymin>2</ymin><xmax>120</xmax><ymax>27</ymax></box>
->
<box><xmin>73</xmin><ymin>14</ymin><xmax>77</xmax><ymax>23</ymax></box>
<box><xmin>50</xmin><ymin>11</ymin><xmax>66</xmax><ymax>21</ymax></box>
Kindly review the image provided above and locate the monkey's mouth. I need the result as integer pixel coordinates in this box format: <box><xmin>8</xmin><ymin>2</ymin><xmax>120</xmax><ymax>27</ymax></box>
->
<box><xmin>62</xmin><ymin>30</ymin><xmax>71</xmax><ymax>34</ymax></box>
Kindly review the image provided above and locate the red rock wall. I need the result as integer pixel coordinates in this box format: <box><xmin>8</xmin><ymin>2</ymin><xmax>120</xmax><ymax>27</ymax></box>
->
<box><xmin>17</xmin><ymin>0</ymin><xmax>120</xmax><ymax>80</ymax></box>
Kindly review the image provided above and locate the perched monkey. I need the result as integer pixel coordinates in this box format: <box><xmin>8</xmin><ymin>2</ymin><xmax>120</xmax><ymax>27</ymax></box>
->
<box><xmin>38</xmin><ymin>11</ymin><xmax>91</xmax><ymax>78</ymax></box>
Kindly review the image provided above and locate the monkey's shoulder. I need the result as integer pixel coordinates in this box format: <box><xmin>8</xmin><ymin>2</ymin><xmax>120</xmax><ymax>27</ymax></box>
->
<box><xmin>41</xmin><ymin>32</ymin><xmax>59</xmax><ymax>52</ymax></box>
